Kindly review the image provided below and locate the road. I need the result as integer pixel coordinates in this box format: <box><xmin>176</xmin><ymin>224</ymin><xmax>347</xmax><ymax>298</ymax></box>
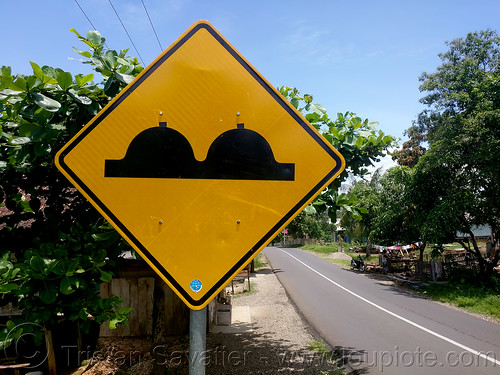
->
<box><xmin>263</xmin><ymin>246</ymin><xmax>500</xmax><ymax>374</ymax></box>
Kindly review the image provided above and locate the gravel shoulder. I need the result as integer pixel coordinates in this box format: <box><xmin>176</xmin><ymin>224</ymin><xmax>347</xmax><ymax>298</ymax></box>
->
<box><xmin>206</xmin><ymin>262</ymin><xmax>342</xmax><ymax>374</ymax></box>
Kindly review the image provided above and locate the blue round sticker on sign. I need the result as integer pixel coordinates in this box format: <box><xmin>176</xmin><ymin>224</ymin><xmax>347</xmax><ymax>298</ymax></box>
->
<box><xmin>190</xmin><ymin>279</ymin><xmax>203</xmax><ymax>293</ymax></box>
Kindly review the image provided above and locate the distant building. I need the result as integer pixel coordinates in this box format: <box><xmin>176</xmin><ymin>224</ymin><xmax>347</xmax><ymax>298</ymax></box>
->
<box><xmin>456</xmin><ymin>225</ymin><xmax>492</xmax><ymax>241</ymax></box>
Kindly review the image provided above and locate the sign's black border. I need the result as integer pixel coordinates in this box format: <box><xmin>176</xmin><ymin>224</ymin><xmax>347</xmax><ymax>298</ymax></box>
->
<box><xmin>57</xmin><ymin>22</ymin><xmax>344</xmax><ymax>307</ymax></box>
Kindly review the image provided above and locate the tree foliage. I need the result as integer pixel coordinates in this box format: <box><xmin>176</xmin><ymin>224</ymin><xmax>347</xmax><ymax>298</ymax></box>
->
<box><xmin>340</xmin><ymin>166</ymin><xmax>428</xmax><ymax>259</ymax></box>
<box><xmin>416</xmin><ymin>29</ymin><xmax>499</xmax><ymax>140</ymax></box>
<box><xmin>278</xmin><ymin>87</ymin><xmax>395</xmax><ymax>223</ymax></box>
<box><xmin>383</xmin><ymin>30</ymin><xmax>500</xmax><ymax>279</ymax></box>
<box><xmin>287</xmin><ymin>211</ymin><xmax>333</xmax><ymax>241</ymax></box>
<box><xmin>0</xmin><ymin>30</ymin><xmax>142</xmax><ymax>346</ymax></box>
<box><xmin>344</xmin><ymin>30</ymin><xmax>500</xmax><ymax>274</ymax></box>
<box><xmin>370</xmin><ymin>166</ymin><xmax>428</xmax><ymax>258</ymax></box>
<box><xmin>339</xmin><ymin>172</ymin><xmax>381</xmax><ymax>244</ymax></box>
<box><xmin>408</xmin><ymin>29</ymin><xmax>499</xmax><ymax>275</ymax></box>
<box><xmin>392</xmin><ymin>126</ymin><xmax>426</xmax><ymax>168</ymax></box>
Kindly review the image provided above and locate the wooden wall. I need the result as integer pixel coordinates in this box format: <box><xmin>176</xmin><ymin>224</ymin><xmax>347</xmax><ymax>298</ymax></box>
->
<box><xmin>99</xmin><ymin>260</ymin><xmax>189</xmax><ymax>338</ymax></box>
<box><xmin>99</xmin><ymin>277</ymin><xmax>155</xmax><ymax>337</ymax></box>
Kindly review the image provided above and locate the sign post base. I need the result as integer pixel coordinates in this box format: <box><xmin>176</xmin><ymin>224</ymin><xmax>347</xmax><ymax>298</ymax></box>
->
<box><xmin>189</xmin><ymin>307</ymin><xmax>207</xmax><ymax>374</ymax></box>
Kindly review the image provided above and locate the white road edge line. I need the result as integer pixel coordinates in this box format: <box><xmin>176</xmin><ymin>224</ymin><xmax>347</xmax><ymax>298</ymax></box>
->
<box><xmin>278</xmin><ymin>248</ymin><xmax>500</xmax><ymax>367</ymax></box>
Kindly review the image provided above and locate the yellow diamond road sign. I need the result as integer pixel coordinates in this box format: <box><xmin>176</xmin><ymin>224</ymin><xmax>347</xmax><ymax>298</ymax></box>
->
<box><xmin>55</xmin><ymin>21</ymin><xmax>345</xmax><ymax>310</ymax></box>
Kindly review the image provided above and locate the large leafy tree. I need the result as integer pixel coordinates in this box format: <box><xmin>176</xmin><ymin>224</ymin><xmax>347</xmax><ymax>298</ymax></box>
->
<box><xmin>369</xmin><ymin>166</ymin><xmax>427</xmax><ymax>259</ymax></box>
<box><xmin>279</xmin><ymin>87</ymin><xmax>395</xmax><ymax>223</ymax></box>
<box><xmin>339</xmin><ymin>170</ymin><xmax>382</xmax><ymax>244</ymax></box>
<box><xmin>410</xmin><ymin>29</ymin><xmax>500</xmax><ymax>276</ymax></box>
<box><xmin>0</xmin><ymin>30</ymin><xmax>143</xmax><ymax>348</ymax></box>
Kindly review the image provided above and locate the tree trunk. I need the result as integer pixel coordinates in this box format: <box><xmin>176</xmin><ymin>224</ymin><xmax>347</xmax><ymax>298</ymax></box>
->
<box><xmin>44</xmin><ymin>330</ymin><xmax>57</xmax><ymax>375</ymax></box>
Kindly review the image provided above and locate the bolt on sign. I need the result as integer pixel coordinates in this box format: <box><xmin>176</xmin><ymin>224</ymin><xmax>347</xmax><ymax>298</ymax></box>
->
<box><xmin>55</xmin><ymin>21</ymin><xmax>345</xmax><ymax>310</ymax></box>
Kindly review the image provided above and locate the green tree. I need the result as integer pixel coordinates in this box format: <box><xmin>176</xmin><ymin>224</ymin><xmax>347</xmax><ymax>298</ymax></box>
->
<box><xmin>0</xmin><ymin>30</ymin><xmax>142</xmax><ymax>349</ymax></box>
<box><xmin>287</xmin><ymin>211</ymin><xmax>333</xmax><ymax>241</ymax></box>
<box><xmin>410</xmin><ymin>29</ymin><xmax>500</xmax><ymax>276</ymax></box>
<box><xmin>278</xmin><ymin>87</ymin><xmax>395</xmax><ymax>222</ymax></box>
<box><xmin>340</xmin><ymin>170</ymin><xmax>382</xmax><ymax>244</ymax></box>
<box><xmin>369</xmin><ymin>166</ymin><xmax>427</xmax><ymax>259</ymax></box>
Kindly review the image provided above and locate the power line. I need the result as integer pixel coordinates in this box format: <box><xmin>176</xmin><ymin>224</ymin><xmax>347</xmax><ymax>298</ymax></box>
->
<box><xmin>74</xmin><ymin>0</ymin><xmax>109</xmax><ymax>50</ymax></box>
<box><xmin>141</xmin><ymin>0</ymin><xmax>163</xmax><ymax>51</ymax></box>
<box><xmin>74</xmin><ymin>0</ymin><xmax>98</xmax><ymax>30</ymax></box>
<box><xmin>108</xmin><ymin>0</ymin><xmax>145</xmax><ymax>66</ymax></box>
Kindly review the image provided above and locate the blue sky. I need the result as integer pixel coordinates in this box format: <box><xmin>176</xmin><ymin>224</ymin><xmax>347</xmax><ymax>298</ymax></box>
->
<box><xmin>3</xmin><ymin>0</ymin><xmax>499</xmax><ymax>154</ymax></box>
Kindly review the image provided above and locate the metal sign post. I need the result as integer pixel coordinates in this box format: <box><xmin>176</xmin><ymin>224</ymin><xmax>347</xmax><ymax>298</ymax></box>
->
<box><xmin>189</xmin><ymin>307</ymin><xmax>207</xmax><ymax>374</ymax></box>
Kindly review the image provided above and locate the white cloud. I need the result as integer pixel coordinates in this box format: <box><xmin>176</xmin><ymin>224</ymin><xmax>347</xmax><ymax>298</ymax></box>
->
<box><xmin>280</xmin><ymin>22</ymin><xmax>353</xmax><ymax>66</ymax></box>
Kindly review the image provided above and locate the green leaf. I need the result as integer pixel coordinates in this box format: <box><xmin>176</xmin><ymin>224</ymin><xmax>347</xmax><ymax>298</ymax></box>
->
<box><xmin>0</xmin><ymin>283</ymin><xmax>18</xmax><ymax>293</ymax></box>
<box><xmin>34</xmin><ymin>142</ymin><xmax>52</xmax><ymax>157</ymax></box>
<box><xmin>304</xmin><ymin>205</ymin><xmax>317</xmax><ymax>215</ymax></box>
<box><xmin>92</xmin><ymin>232</ymin><xmax>116</xmax><ymax>242</ymax></box>
<box><xmin>306</xmin><ymin>112</ymin><xmax>321</xmax><ymax>123</ymax></box>
<box><xmin>114</xmin><ymin>72</ymin><xmax>134</xmax><ymax>85</ymax></box>
<box><xmin>103</xmin><ymin>51</ymin><xmax>118</xmax><ymax>70</ymax></box>
<box><xmin>99</xmin><ymin>270</ymin><xmax>113</xmax><ymax>283</ymax></box>
<box><xmin>68</xmin><ymin>89</ymin><xmax>92</xmax><ymax>105</ymax></box>
<box><xmin>355</xmin><ymin>136</ymin><xmax>364</xmax><ymax>148</ymax></box>
<box><xmin>0</xmin><ymin>260</ymin><xmax>13</xmax><ymax>276</ymax></box>
<box><xmin>108</xmin><ymin>319</ymin><xmax>119</xmax><ymax>330</ymax></box>
<box><xmin>1</xmin><ymin>66</ymin><xmax>11</xmax><ymax>77</ymax></box>
<box><xmin>70</xmin><ymin>28</ymin><xmax>84</xmax><ymax>39</ymax></box>
<box><xmin>86</xmin><ymin>30</ymin><xmax>102</xmax><ymax>45</ymax></box>
<box><xmin>51</xmin><ymin>261</ymin><xmax>67</xmax><ymax>276</ymax></box>
<box><xmin>29</xmin><ymin>256</ymin><xmax>45</xmax><ymax>273</ymax></box>
<box><xmin>60</xmin><ymin>277</ymin><xmax>75</xmax><ymax>295</ymax></box>
<box><xmin>79</xmin><ymin>308</ymin><xmax>89</xmax><ymax>320</ymax></box>
<box><xmin>19</xmin><ymin>122</ymin><xmax>38</xmax><ymax>137</ymax></box>
<box><xmin>310</xmin><ymin>103</ymin><xmax>327</xmax><ymax>115</ymax></box>
<box><xmin>42</xmin><ymin>66</ymin><xmax>58</xmax><ymax>79</ymax></box>
<box><xmin>39</xmin><ymin>284</ymin><xmax>58</xmax><ymax>304</ymax></box>
<box><xmin>30</xmin><ymin>62</ymin><xmax>44</xmax><ymax>80</ymax></box>
<box><xmin>25</xmin><ymin>76</ymin><xmax>38</xmax><ymax>90</ymax></box>
<box><xmin>32</xmin><ymin>92</ymin><xmax>61</xmax><ymax>112</ymax></box>
<box><xmin>75</xmin><ymin>73</ymin><xmax>94</xmax><ymax>87</ymax></box>
<box><xmin>56</xmin><ymin>71</ymin><xmax>73</xmax><ymax>91</ymax></box>
<box><xmin>117</xmin><ymin>306</ymin><xmax>132</xmax><ymax>315</ymax></box>
<box><xmin>72</xmin><ymin>46</ymin><xmax>92</xmax><ymax>58</ymax></box>
<box><xmin>30</xmin><ymin>62</ymin><xmax>57</xmax><ymax>85</ymax></box>
<box><xmin>11</xmin><ymin>77</ymin><xmax>27</xmax><ymax>91</ymax></box>
<box><xmin>103</xmin><ymin>78</ymin><xmax>120</xmax><ymax>96</ymax></box>
<box><xmin>8</xmin><ymin>136</ymin><xmax>30</xmax><ymax>145</ymax></box>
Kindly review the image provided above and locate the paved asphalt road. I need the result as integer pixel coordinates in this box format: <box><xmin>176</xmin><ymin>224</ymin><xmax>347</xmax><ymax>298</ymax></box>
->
<box><xmin>263</xmin><ymin>246</ymin><xmax>500</xmax><ymax>374</ymax></box>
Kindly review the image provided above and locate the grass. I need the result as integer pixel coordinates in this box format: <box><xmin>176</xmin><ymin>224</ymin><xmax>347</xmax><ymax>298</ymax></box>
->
<box><xmin>308</xmin><ymin>339</ymin><xmax>330</xmax><ymax>353</ymax></box>
<box><xmin>300</xmin><ymin>244</ymin><xmax>380</xmax><ymax>269</ymax></box>
<box><xmin>307</xmin><ymin>339</ymin><xmax>345</xmax><ymax>375</ymax></box>
<box><xmin>232</xmin><ymin>281</ymin><xmax>257</xmax><ymax>297</ymax></box>
<box><xmin>420</xmin><ymin>282</ymin><xmax>500</xmax><ymax>321</ymax></box>
<box><xmin>253</xmin><ymin>252</ymin><xmax>268</xmax><ymax>270</ymax></box>
<box><xmin>301</xmin><ymin>243</ymin><xmax>339</xmax><ymax>254</ymax></box>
